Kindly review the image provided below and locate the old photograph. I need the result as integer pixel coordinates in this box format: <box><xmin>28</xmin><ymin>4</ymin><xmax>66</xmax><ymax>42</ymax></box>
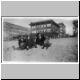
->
<box><xmin>2</xmin><ymin>17</ymin><xmax>79</xmax><ymax>63</ymax></box>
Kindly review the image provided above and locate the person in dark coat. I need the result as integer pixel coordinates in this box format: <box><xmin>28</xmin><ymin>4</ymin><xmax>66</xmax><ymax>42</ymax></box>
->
<box><xmin>36</xmin><ymin>33</ymin><xmax>42</xmax><ymax>45</ymax></box>
<box><xmin>40</xmin><ymin>34</ymin><xmax>46</xmax><ymax>46</ymax></box>
<box><xmin>36</xmin><ymin>33</ymin><xmax>46</xmax><ymax>48</ymax></box>
<box><xmin>18</xmin><ymin>35</ymin><xmax>27</xmax><ymax>49</ymax></box>
<box><xmin>36</xmin><ymin>33</ymin><xmax>40</xmax><ymax>45</ymax></box>
<box><xmin>26</xmin><ymin>35</ymin><xmax>37</xmax><ymax>50</ymax></box>
<box><xmin>26</xmin><ymin>35</ymin><xmax>31</xmax><ymax>49</ymax></box>
<box><xmin>42</xmin><ymin>36</ymin><xmax>50</xmax><ymax>49</ymax></box>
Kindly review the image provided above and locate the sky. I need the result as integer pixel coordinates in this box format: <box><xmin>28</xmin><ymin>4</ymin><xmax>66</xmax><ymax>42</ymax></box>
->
<box><xmin>3</xmin><ymin>17</ymin><xmax>78</xmax><ymax>35</ymax></box>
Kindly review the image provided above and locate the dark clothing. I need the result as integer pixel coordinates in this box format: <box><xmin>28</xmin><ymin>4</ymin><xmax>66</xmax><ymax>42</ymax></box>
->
<box><xmin>18</xmin><ymin>34</ymin><xmax>47</xmax><ymax>50</ymax></box>
<box><xmin>26</xmin><ymin>37</ymin><xmax>37</xmax><ymax>49</ymax></box>
<box><xmin>36</xmin><ymin>34</ymin><xmax>46</xmax><ymax>46</ymax></box>
<box><xmin>27</xmin><ymin>38</ymin><xmax>33</xmax><ymax>48</ymax></box>
<box><xmin>18</xmin><ymin>36</ymin><xmax>27</xmax><ymax>49</ymax></box>
<box><xmin>42</xmin><ymin>38</ymin><xmax>50</xmax><ymax>49</ymax></box>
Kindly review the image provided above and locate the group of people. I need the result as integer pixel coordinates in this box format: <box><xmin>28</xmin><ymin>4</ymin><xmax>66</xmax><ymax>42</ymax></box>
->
<box><xmin>18</xmin><ymin>33</ymin><xmax>50</xmax><ymax>50</ymax></box>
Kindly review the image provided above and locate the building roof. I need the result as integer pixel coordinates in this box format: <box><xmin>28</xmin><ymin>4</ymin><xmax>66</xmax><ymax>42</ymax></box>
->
<box><xmin>4</xmin><ymin>22</ymin><xmax>28</xmax><ymax>35</ymax></box>
<box><xmin>58</xmin><ymin>23</ymin><xmax>65</xmax><ymax>27</ymax></box>
<box><xmin>29</xmin><ymin>19</ymin><xmax>59</xmax><ymax>27</ymax></box>
<box><xmin>4</xmin><ymin>22</ymin><xmax>28</xmax><ymax>31</ymax></box>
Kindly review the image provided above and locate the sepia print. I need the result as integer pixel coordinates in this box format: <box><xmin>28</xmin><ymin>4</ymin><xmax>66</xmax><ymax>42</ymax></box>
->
<box><xmin>2</xmin><ymin>17</ymin><xmax>79</xmax><ymax>63</ymax></box>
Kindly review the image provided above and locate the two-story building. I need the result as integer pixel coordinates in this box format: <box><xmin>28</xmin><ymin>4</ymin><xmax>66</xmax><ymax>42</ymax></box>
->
<box><xmin>29</xmin><ymin>19</ymin><xmax>60</xmax><ymax>38</ymax></box>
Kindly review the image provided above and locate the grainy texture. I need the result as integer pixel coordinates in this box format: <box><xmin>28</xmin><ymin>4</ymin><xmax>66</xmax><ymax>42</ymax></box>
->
<box><xmin>1</xmin><ymin>1</ymin><xmax>79</xmax><ymax>79</ymax></box>
<box><xmin>3</xmin><ymin>38</ymin><xmax>78</xmax><ymax>62</ymax></box>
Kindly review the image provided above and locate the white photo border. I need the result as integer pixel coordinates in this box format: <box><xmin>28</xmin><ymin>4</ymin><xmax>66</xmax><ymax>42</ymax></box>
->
<box><xmin>1</xmin><ymin>16</ymin><xmax>79</xmax><ymax>64</ymax></box>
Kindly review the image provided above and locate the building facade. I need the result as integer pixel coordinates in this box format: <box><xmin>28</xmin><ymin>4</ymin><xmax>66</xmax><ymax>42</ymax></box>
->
<box><xmin>29</xmin><ymin>20</ymin><xmax>60</xmax><ymax>38</ymax></box>
<box><xmin>58</xmin><ymin>23</ymin><xmax>66</xmax><ymax>38</ymax></box>
<box><xmin>3</xmin><ymin>22</ymin><xmax>28</xmax><ymax>40</ymax></box>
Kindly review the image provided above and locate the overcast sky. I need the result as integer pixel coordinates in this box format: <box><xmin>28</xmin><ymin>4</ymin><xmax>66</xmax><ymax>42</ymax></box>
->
<box><xmin>3</xmin><ymin>17</ymin><xmax>78</xmax><ymax>35</ymax></box>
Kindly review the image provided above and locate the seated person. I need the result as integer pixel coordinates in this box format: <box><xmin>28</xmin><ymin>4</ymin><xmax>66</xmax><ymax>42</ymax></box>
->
<box><xmin>42</xmin><ymin>36</ymin><xmax>50</xmax><ymax>49</ymax></box>
<box><xmin>36</xmin><ymin>33</ymin><xmax>46</xmax><ymax>46</ymax></box>
<box><xmin>18</xmin><ymin>35</ymin><xmax>27</xmax><ymax>49</ymax></box>
<box><xmin>26</xmin><ymin>35</ymin><xmax>37</xmax><ymax>50</ymax></box>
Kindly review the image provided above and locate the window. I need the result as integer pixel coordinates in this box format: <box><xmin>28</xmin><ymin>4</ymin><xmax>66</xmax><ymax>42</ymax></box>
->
<box><xmin>32</xmin><ymin>30</ymin><xmax>36</xmax><ymax>33</ymax></box>
<box><xmin>44</xmin><ymin>24</ymin><xmax>46</xmax><ymax>27</ymax></box>
<box><xmin>39</xmin><ymin>25</ymin><xmax>41</xmax><ymax>28</ymax></box>
<box><xmin>47</xmin><ymin>29</ymin><xmax>51</xmax><ymax>32</ymax></box>
<box><xmin>32</xmin><ymin>26</ymin><xmax>36</xmax><ymax>29</ymax></box>
<box><xmin>47</xmin><ymin>24</ymin><xmax>51</xmax><ymax>27</ymax></box>
<box><xmin>41</xmin><ymin>25</ymin><xmax>44</xmax><ymax>28</ymax></box>
<box><xmin>36</xmin><ymin>30</ymin><xmax>38</xmax><ymax>33</ymax></box>
<box><xmin>44</xmin><ymin>29</ymin><xmax>46</xmax><ymax>32</ymax></box>
<box><xmin>36</xmin><ymin>25</ymin><xmax>38</xmax><ymax>29</ymax></box>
